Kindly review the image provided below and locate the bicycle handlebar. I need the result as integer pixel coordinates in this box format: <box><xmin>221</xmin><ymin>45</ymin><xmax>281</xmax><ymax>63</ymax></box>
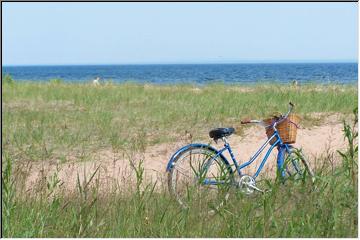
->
<box><xmin>241</xmin><ymin>102</ymin><xmax>295</xmax><ymax>128</ymax></box>
<box><xmin>284</xmin><ymin>102</ymin><xmax>294</xmax><ymax>119</ymax></box>
<box><xmin>240</xmin><ymin>118</ymin><xmax>251</xmax><ymax>124</ymax></box>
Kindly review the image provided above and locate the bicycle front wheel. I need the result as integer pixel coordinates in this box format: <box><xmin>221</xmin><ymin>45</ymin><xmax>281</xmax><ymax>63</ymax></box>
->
<box><xmin>284</xmin><ymin>147</ymin><xmax>315</xmax><ymax>181</ymax></box>
<box><xmin>167</xmin><ymin>145</ymin><xmax>234</xmax><ymax>213</ymax></box>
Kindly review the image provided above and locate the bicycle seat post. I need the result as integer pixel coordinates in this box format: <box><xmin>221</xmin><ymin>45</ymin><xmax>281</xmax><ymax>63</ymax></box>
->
<box><xmin>221</xmin><ymin>137</ymin><xmax>229</xmax><ymax>146</ymax></box>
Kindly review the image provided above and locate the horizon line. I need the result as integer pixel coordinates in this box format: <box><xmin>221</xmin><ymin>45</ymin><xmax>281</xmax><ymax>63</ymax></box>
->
<box><xmin>2</xmin><ymin>60</ymin><xmax>358</xmax><ymax>67</ymax></box>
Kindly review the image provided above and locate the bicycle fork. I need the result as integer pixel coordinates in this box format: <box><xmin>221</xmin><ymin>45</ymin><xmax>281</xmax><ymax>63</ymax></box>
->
<box><xmin>277</xmin><ymin>145</ymin><xmax>288</xmax><ymax>179</ymax></box>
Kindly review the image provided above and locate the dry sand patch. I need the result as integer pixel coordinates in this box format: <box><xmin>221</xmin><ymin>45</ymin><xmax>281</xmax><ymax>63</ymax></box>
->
<box><xmin>20</xmin><ymin>115</ymin><xmax>348</xmax><ymax>195</ymax></box>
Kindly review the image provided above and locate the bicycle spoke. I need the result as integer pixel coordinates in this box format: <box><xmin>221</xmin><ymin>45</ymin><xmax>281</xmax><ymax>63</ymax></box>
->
<box><xmin>284</xmin><ymin>148</ymin><xmax>314</xmax><ymax>181</ymax></box>
<box><xmin>168</xmin><ymin>146</ymin><xmax>233</xmax><ymax>213</ymax></box>
<box><xmin>173</xmin><ymin>165</ymin><xmax>192</xmax><ymax>178</ymax></box>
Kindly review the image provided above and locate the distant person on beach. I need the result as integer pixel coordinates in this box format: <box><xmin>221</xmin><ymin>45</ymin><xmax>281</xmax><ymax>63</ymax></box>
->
<box><xmin>93</xmin><ymin>77</ymin><xmax>101</xmax><ymax>86</ymax></box>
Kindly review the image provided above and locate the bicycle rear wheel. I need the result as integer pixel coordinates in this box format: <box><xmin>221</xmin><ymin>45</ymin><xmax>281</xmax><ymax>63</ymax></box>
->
<box><xmin>167</xmin><ymin>145</ymin><xmax>234</xmax><ymax>213</ymax></box>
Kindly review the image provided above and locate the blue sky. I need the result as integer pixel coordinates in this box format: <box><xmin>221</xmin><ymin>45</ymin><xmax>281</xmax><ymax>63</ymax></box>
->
<box><xmin>2</xmin><ymin>2</ymin><xmax>358</xmax><ymax>65</ymax></box>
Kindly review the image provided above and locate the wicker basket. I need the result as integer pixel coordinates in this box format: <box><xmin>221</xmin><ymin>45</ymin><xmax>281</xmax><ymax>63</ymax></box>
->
<box><xmin>263</xmin><ymin>114</ymin><xmax>300</xmax><ymax>145</ymax></box>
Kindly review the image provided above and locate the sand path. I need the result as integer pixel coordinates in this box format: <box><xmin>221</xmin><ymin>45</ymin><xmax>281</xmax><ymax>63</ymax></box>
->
<box><xmin>17</xmin><ymin>116</ymin><xmax>348</xmax><ymax>195</ymax></box>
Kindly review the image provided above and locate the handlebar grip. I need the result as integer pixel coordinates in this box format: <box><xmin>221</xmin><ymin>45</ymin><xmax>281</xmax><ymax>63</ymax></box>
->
<box><xmin>241</xmin><ymin>119</ymin><xmax>251</xmax><ymax>124</ymax></box>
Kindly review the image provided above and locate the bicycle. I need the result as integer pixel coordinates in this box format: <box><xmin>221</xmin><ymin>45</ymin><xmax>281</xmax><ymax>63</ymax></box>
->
<box><xmin>166</xmin><ymin>102</ymin><xmax>314</xmax><ymax>211</ymax></box>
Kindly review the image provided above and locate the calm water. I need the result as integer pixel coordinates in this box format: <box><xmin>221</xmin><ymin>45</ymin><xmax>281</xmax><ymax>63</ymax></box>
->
<box><xmin>2</xmin><ymin>63</ymin><xmax>358</xmax><ymax>85</ymax></box>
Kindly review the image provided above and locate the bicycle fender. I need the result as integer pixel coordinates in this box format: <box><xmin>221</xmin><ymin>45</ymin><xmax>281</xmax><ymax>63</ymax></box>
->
<box><xmin>166</xmin><ymin>143</ymin><xmax>231</xmax><ymax>172</ymax></box>
<box><xmin>277</xmin><ymin>145</ymin><xmax>286</xmax><ymax>177</ymax></box>
<box><xmin>277</xmin><ymin>144</ymin><xmax>293</xmax><ymax>177</ymax></box>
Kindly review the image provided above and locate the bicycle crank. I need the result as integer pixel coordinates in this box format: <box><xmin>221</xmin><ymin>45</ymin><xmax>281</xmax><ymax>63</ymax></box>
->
<box><xmin>237</xmin><ymin>175</ymin><xmax>264</xmax><ymax>194</ymax></box>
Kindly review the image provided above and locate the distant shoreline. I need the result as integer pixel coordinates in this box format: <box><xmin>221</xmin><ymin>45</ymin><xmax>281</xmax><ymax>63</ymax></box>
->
<box><xmin>3</xmin><ymin>63</ymin><xmax>357</xmax><ymax>85</ymax></box>
<box><xmin>3</xmin><ymin>80</ymin><xmax>358</xmax><ymax>87</ymax></box>
<box><xmin>2</xmin><ymin>62</ymin><xmax>358</xmax><ymax>68</ymax></box>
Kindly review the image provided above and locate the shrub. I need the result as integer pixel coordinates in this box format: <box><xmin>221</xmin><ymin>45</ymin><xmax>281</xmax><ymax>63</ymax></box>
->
<box><xmin>2</xmin><ymin>74</ymin><xmax>14</xmax><ymax>84</ymax></box>
<box><xmin>49</xmin><ymin>78</ymin><xmax>63</xmax><ymax>84</ymax></box>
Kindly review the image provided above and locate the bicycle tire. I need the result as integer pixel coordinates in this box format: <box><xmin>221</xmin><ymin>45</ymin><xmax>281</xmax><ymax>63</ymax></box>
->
<box><xmin>284</xmin><ymin>147</ymin><xmax>315</xmax><ymax>181</ymax></box>
<box><xmin>167</xmin><ymin>145</ymin><xmax>234</xmax><ymax>214</ymax></box>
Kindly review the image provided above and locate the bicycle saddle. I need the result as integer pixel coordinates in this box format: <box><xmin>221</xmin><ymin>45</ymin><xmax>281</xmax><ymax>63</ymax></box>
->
<box><xmin>209</xmin><ymin>127</ymin><xmax>235</xmax><ymax>140</ymax></box>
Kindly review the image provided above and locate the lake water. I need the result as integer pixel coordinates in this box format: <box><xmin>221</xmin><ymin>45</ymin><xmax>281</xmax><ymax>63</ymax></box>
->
<box><xmin>2</xmin><ymin>63</ymin><xmax>357</xmax><ymax>85</ymax></box>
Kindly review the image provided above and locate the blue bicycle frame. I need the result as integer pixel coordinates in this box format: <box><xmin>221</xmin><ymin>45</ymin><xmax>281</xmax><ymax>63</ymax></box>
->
<box><xmin>167</xmin><ymin>102</ymin><xmax>298</xmax><ymax>187</ymax></box>
<box><xmin>223</xmin><ymin>130</ymin><xmax>292</xmax><ymax>179</ymax></box>
<box><xmin>167</xmin><ymin>128</ymin><xmax>292</xmax><ymax>184</ymax></box>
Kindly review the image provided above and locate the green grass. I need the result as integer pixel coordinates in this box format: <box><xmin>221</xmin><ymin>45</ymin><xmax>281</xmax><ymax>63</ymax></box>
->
<box><xmin>1</xmin><ymin>82</ymin><xmax>358</xmax><ymax>237</ymax></box>
<box><xmin>2</xmin><ymin>119</ymin><xmax>358</xmax><ymax>237</ymax></box>
<box><xmin>2</xmin><ymin>82</ymin><xmax>357</xmax><ymax>163</ymax></box>
<box><xmin>4</xmin><ymin>177</ymin><xmax>357</xmax><ymax>238</ymax></box>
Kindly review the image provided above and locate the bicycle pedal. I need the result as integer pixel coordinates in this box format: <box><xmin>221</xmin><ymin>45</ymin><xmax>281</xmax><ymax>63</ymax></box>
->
<box><xmin>246</xmin><ymin>183</ymin><xmax>264</xmax><ymax>193</ymax></box>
